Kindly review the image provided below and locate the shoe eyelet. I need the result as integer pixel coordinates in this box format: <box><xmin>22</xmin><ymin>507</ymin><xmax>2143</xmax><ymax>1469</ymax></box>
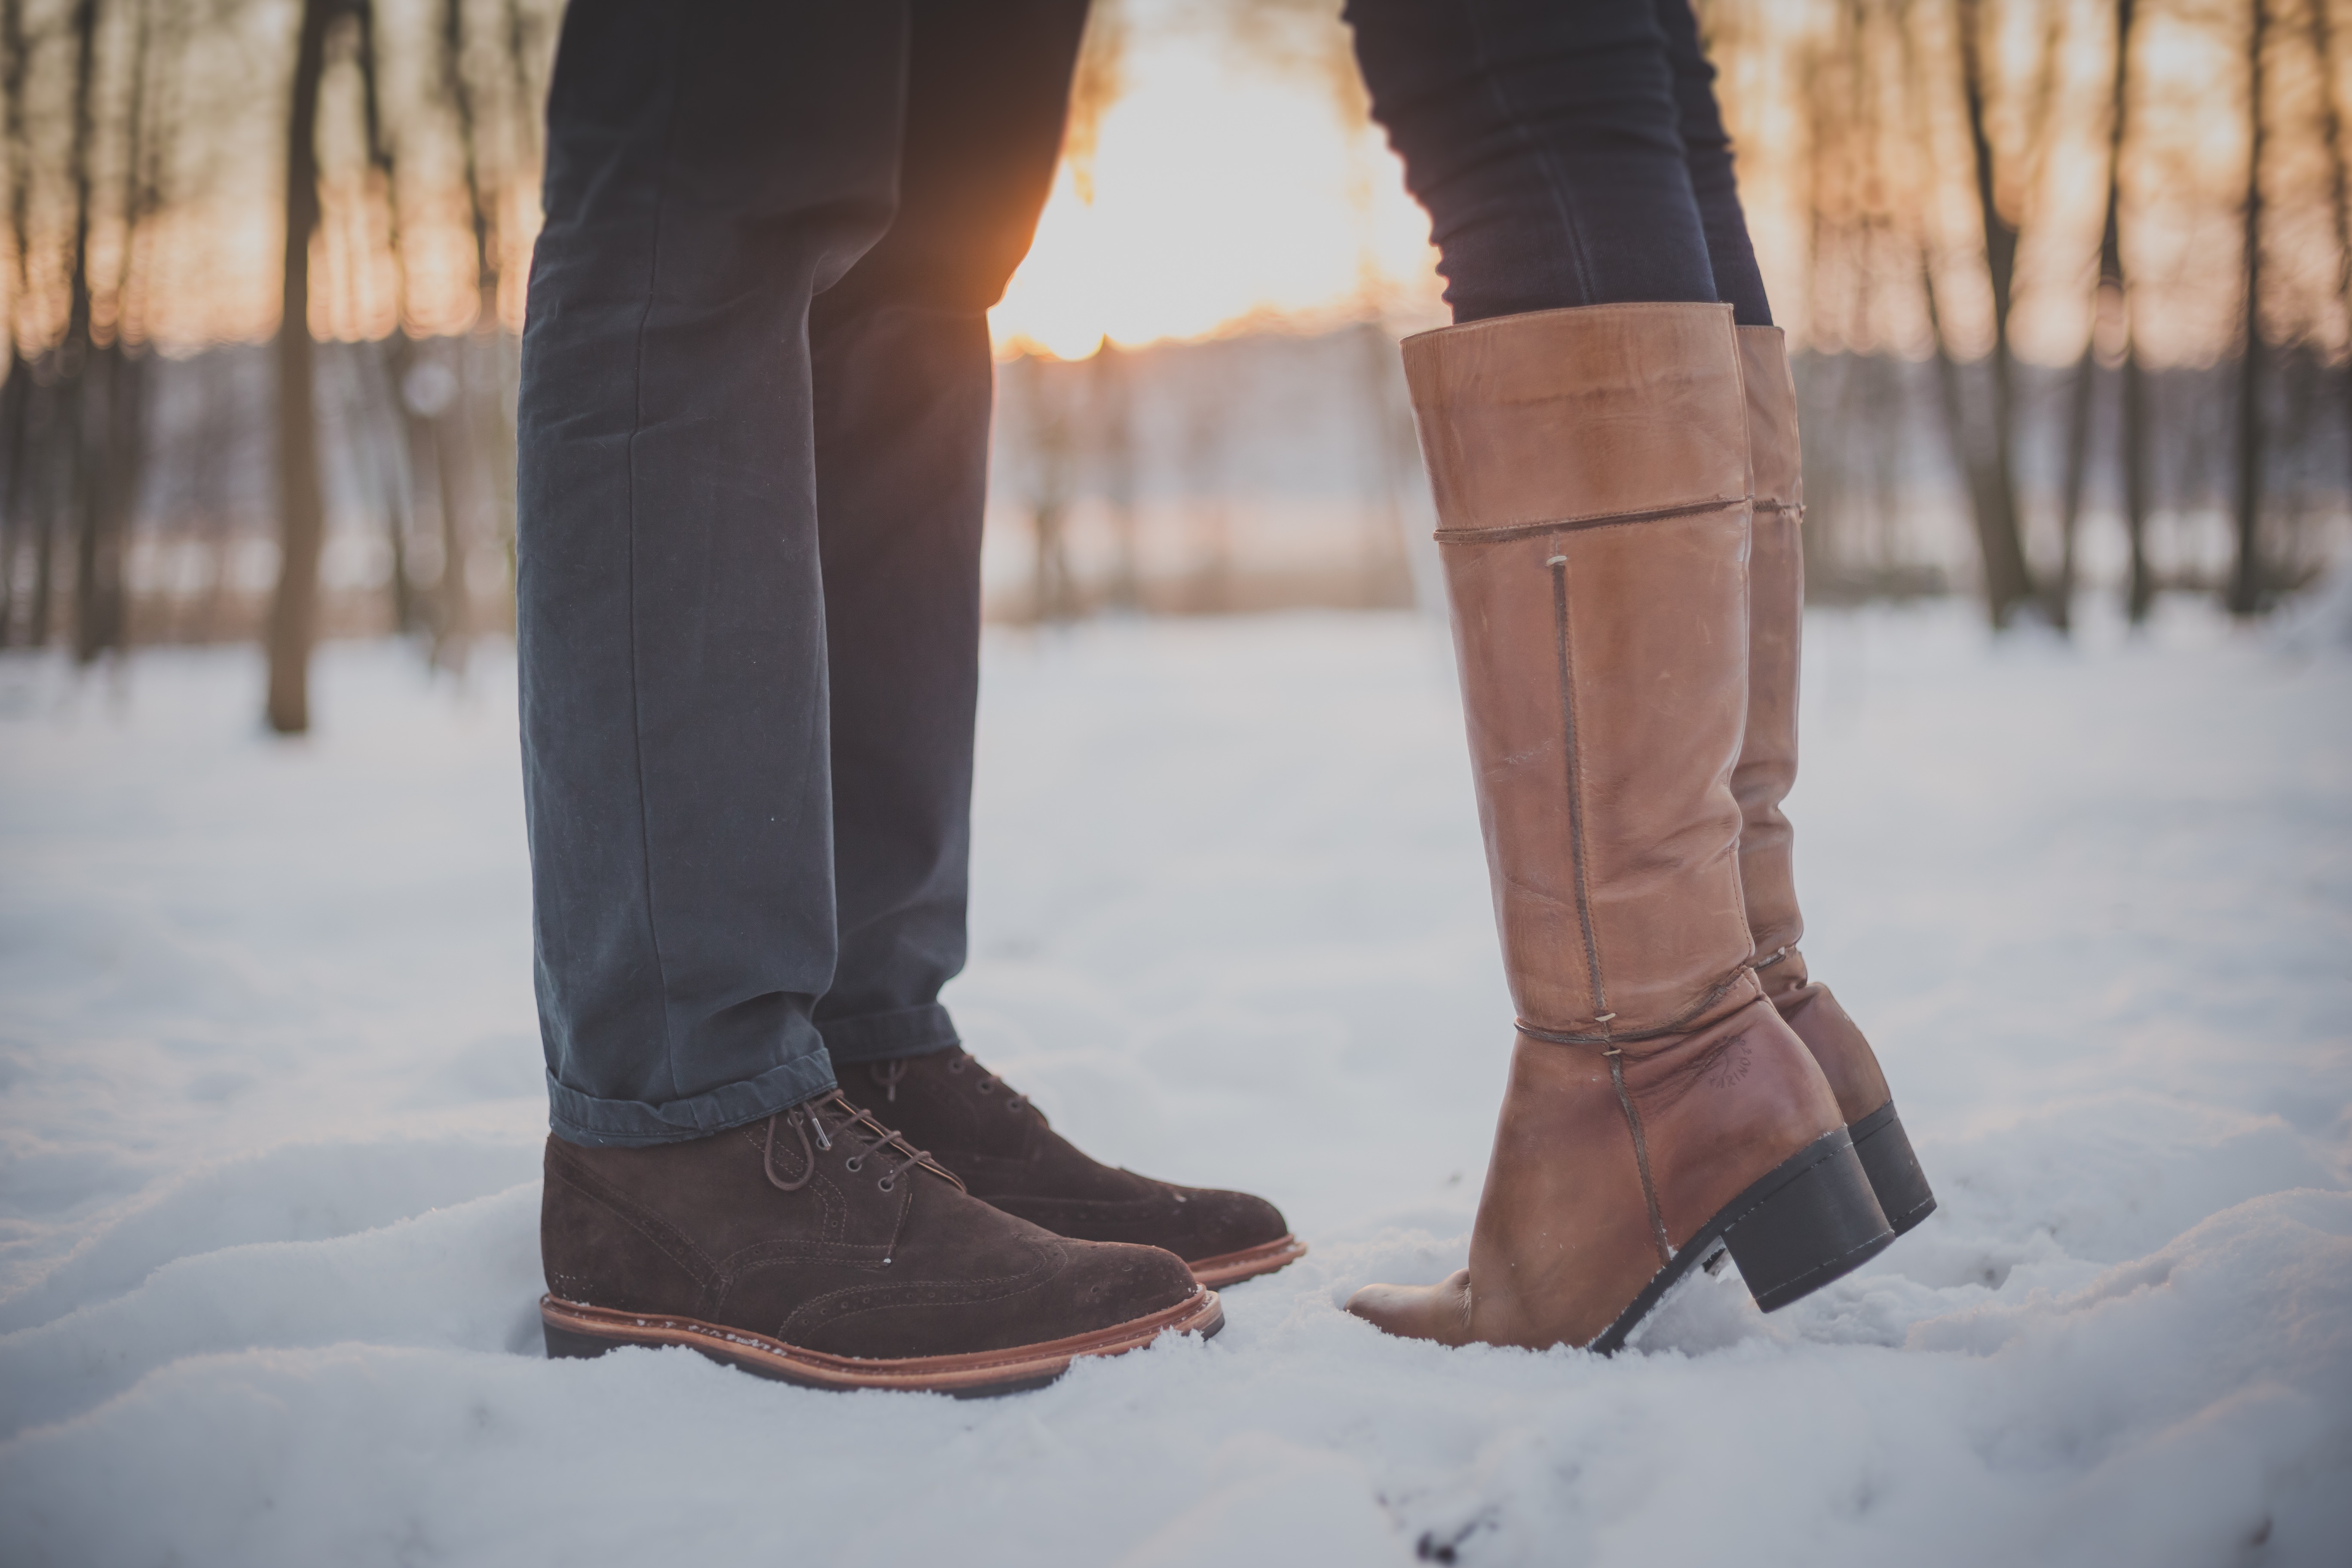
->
<box><xmin>843</xmin><ymin>1156</ymin><xmax>863</xmax><ymax>1172</ymax></box>
<box><xmin>877</xmin><ymin>1177</ymin><xmax>895</xmax><ymax>1192</ymax></box>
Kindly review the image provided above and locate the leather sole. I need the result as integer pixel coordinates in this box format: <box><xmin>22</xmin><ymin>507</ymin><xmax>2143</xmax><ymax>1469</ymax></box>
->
<box><xmin>540</xmin><ymin>1285</ymin><xmax>1223</xmax><ymax>1397</ymax></box>
<box><xmin>1594</xmin><ymin>1126</ymin><xmax>1894</xmax><ymax>1354</ymax></box>
<box><xmin>1848</xmin><ymin>1100</ymin><xmax>1937</xmax><ymax>1235</ymax></box>
<box><xmin>1187</xmin><ymin>1234</ymin><xmax>1308</xmax><ymax>1287</ymax></box>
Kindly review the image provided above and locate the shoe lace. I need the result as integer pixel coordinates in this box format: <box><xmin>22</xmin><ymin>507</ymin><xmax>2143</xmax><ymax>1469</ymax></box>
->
<box><xmin>762</xmin><ymin>1090</ymin><xmax>957</xmax><ymax>1195</ymax></box>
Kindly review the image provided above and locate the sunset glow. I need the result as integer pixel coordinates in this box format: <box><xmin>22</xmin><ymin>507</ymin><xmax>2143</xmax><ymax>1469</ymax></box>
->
<box><xmin>986</xmin><ymin>32</ymin><xmax>1444</xmax><ymax>359</ymax></box>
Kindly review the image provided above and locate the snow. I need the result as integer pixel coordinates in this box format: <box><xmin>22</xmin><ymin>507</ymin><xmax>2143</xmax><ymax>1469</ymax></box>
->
<box><xmin>2</xmin><ymin>596</ymin><xmax>2348</xmax><ymax>1566</ymax></box>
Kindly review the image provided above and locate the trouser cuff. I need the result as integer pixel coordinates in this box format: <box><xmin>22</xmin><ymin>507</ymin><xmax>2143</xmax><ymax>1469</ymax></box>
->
<box><xmin>816</xmin><ymin>1003</ymin><xmax>962</xmax><ymax>1065</ymax></box>
<box><xmin>545</xmin><ymin>1053</ymin><xmax>837</xmax><ymax>1149</ymax></box>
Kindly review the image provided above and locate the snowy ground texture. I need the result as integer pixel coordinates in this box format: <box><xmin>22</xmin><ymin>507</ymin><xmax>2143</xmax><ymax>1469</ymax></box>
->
<box><xmin>3</xmin><ymin>595</ymin><xmax>2349</xmax><ymax>1568</ymax></box>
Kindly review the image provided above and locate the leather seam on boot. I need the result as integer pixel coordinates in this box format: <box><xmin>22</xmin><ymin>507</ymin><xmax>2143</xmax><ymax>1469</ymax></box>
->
<box><xmin>1516</xmin><ymin>964</ymin><xmax>1758</xmax><ymax>1045</ymax></box>
<box><xmin>1547</xmin><ymin>551</ymin><xmax>1672</xmax><ymax>1271</ymax></box>
<box><xmin>1436</xmin><ymin>496</ymin><xmax>1744</xmax><ymax>547</ymax></box>
<box><xmin>1545</xmin><ymin>554</ymin><xmax>1610</xmax><ymax>1026</ymax></box>
<box><xmin>1605</xmin><ymin>1046</ymin><xmax>1674</xmax><ymax>1269</ymax></box>
<box><xmin>545</xmin><ymin>1161</ymin><xmax>721</xmax><ymax>1292</ymax></box>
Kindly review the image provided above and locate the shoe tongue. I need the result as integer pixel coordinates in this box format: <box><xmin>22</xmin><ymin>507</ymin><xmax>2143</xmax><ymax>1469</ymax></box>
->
<box><xmin>858</xmin><ymin>1051</ymin><xmax>1038</xmax><ymax>1160</ymax></box>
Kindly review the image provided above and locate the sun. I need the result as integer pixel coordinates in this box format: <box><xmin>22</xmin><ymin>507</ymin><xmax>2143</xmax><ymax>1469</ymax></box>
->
<box><xmin>987</xmin><ymin>31</ymin><xmax>1441</xmax><ymax>360</ymax></box>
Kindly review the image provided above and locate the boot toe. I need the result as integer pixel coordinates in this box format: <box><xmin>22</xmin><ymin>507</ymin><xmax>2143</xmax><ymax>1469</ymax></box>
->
<box><xmin>1054</xmin><ymin>1238</ymin><xmax>1205</xmax><ymax>1328</ymax></box>
<box><xmin>1165</xmin><ymin>1185</ymin><xmax>1289</xmax><ymax>1259</ymax></box>
<box><xmin>1346</xmin><ymin>1270</ymin><xmax>1475</xmax><ymax>1346</ymax></box>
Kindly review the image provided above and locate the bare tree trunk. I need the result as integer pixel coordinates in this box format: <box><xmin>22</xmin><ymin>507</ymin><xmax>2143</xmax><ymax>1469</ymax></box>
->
<box><xmin>1952</xmin><ymin>0</ymin><xmax>2038</xmax><ymax>626</ymax></box>
<box><xmin>1012</xmin><ymin>355</ymin><xmax>1076</xmax><ymax>624</ymax></box>
<box><xmin>2121</xmin><ymin>341</ymin><xmax>2153</xmax><ymax>620</ymax></box>
<box><xmin>431</xmin><ymin>381</ymin><xmax>475</xmax><ymax>665</ymax></box>
<box><xmin>446</xmin><ymin>0</ymin><xmax>519</xmax><ymax>602</ymax></box>
<box><xmin>2053</xmin><ymin>360</ymin><xmax>2095</xmax><ymax>630</ymax></box>
<box><xmin>266</xmin><ymin>0</ymin><xmax>336</xmax><ymax>733</ymax></box>
<box><xmin>2311</xmin><ymin>0</ymin><xmax>2352</xmax><ymax>565</ymax></box>
<box><xmin>0</xmin><ymin>0</ymin><xmax>29</xmax><ymax>649</ymax></box>
<box><xmin>78</xmin><ymin>0</ymin><xmax>160</xmax><ymax>658</ymax></box>
<box><xmin>27</xmin><ymin>390</ymin><xmax>55</xmax><ymax>645</ymax></box>
<box><xmin>353</xmin><ymin>0</ymin><xmax>423</xmax><ymax>637</ymax></box>
<box><xmin>0</xmin><ymin>361</ymin><xmax>24</xmax><ymax>646</ymax></box>
<box><xmin>1089</xmin><ymin>339</ymin><xmax>1139</xmax><ymax>612</ymax></box>
<box><xmin>4</xmin><ymin>0</ymin><xmax>61</xmax><ymax>653</ymax></box>
<box><xmin>60</xmin><ymin>0</ymin><xmax>108</xmax><ymax>662</ymax></box>
<box><xmin>443</xmin><ymin>0</ymin><xmax>495</xmax><ymax>332</ymax></box>
<box><xmin>1920</xmin><ymin>255</ymin><xmax>2016</xmax><ymax>608</ymax></box>
<box><xmin>369</xmin><ymin>341</ymin><xmax>417</xmax><ymax>635</ymax></box>
<box><xmin>1185</xmin><ymin>380</ymin><xmax>1228</xmax><ymax>614</ymax></box>
<box><xmin>2229</xmin><ymin>0</ymin><xmax>2269</xmax><ymax>617</ymax></box>
<box><xmin>2057</xmin><ymin>0</ymin><xmax>2138</xmax><ymax>630</ymax></box>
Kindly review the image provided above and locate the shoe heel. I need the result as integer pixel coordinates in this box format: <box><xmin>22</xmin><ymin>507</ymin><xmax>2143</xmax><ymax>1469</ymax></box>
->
<box><xmin>1849</xmin><ymin>1101</ymin><xmax>1936</xmax><ymax>1235</ymax></box>
<box><xmin>543</xmin><ymin>1320</ymin><xmax>618</xmax><ymax>1361</ymax></box>
<box><xmin>1721</xmin><ymin>1129</ymin><xmax>1894</xmax><ymax>1312</ymax></box>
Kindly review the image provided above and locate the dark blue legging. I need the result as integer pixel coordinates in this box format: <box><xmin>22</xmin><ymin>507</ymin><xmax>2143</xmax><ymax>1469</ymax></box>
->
<box><xmin>1346</xmin><ymin>0</ymin><xmax>1772</xmax><ymax>326</ymax></box>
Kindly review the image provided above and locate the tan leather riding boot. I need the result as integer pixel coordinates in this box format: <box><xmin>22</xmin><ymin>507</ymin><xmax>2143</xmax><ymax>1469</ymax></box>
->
<box><xmin>1347</xmin><ymin>304</ymin><xmax>1893</xmax><ymax>1354</ymax></box>
<box><xmin>1733</xmin><ymin>327</ymin><xmax>1936</xmax><ymax>1236</ymax></box>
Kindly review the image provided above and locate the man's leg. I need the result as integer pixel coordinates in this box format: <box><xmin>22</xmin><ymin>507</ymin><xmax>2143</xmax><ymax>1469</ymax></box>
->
<box><xmin>806</xmin><ymin>0</ymin><xmax>1304</xmax><ymax>1287</ymax></box>
<box><xmin>807</xmin><ymin>0</ymin><xmax>1091</xmax><ymax>1068</ymax></box>
<box><xmin>517</xmin><ymin>0</ymin><xmax>905</xmax><ymax>1147</ymax></box>
<box><xmin>520</xmin><ymin>0</ymin><xmax>1222</xmax><ymax>1390</ymax></box>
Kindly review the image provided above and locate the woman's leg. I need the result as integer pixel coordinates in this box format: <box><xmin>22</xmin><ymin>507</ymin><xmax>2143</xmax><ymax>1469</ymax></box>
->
<box><xmin>806</xmin><ymin>0</ymin><xmax>1304</xmax><ymax>1287</ymax></box>
<box><xmin>1654</xmin><ymin>0</ymin><xmax>1772</xmax><ymax>325</ymax></box>
<box><xmin>1341</xmin><ymin>0</ymin><xmax>1893</xmax><ymax>1352</ymax></box>
<box><xmin>1345</xmin><ymin>0</ymin><xmax>1717</xmax><ymax>322</ymax></box>
<box><xmin>808</xmin><ymin>0</ymin><xmax>1090</xmax><ymax>1067</ymax></box>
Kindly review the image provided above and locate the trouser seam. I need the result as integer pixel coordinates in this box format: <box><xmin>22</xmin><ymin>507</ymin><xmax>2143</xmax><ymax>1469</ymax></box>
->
<box><xmin>624</xmin><ymin>6</ymin><xmax>692</xmax><ymax>1102</ymax></box>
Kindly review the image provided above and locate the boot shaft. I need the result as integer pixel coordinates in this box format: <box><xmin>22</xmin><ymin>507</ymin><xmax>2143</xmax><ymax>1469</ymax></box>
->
<box><xmin>1402</xmin><ymin>302</ymin><xmax>1760</xmax><ymax>1039</ymax></box>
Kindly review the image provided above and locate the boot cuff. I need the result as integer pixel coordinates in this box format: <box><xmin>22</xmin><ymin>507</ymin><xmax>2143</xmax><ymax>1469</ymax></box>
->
<box><xmin>1402</xmin><ymin>302</ymin><xmax>1748</xmax><ymax>539</ymax></box>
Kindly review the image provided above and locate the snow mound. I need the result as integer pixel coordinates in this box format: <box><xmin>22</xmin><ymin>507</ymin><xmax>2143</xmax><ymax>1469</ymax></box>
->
<box><xmin>2</xmin><ymin>603</ymin><xmax>2347</xmax><ymax>1565</ymax></box>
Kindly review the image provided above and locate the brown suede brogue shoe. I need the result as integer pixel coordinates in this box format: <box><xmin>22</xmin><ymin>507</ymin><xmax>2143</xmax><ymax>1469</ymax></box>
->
<box><xmin>1733</xmin><ymin>326</ymin><xmax>1936</xmax><ymax>1236</ymax></box>
<box><xmin>539</xmin><ymin>1090</ymin><xmax>1220</xmax><ymax>1395</ymax></box>
<box><xmin>846</xmin><ymin>1050</ymin><xmax>1306</xmax><ymax>1287</ymax></box>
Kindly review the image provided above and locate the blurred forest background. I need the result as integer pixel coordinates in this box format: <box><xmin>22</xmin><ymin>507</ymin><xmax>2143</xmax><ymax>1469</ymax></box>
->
<box><xmin>0</xmin><ymin>0</ymin><xmax>2346</xmax><ymax>732</ymax></box>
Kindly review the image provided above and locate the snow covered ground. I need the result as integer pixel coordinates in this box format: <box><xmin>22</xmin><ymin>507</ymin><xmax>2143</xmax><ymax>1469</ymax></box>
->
<box><xmin>1</xmin><ymin>597</ymin><xmax>2347</xmax><ymax>1567</ymax></box>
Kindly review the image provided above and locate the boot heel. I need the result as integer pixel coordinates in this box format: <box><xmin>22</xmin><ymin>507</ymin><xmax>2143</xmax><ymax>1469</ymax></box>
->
<box><xmin>1720</xmin><ymin>1129</ymin><xmax>1894</xmax><ymax>1312</ymax></box>
<box><xmin>1849</xmin><ymin>1101</ymin><xmax>1936</xmax><ymax>1235</ymax></box>
<box><xmin>543</xmin><ymin>1319</ymin><xmax>618</xmax><ymax>1361</ymax></box>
